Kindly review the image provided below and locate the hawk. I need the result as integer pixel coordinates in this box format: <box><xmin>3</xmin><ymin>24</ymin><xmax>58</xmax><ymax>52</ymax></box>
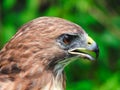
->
<box><xmin>0</xmin><ymin>17</ymin><xmax>99</xmax><ymax>90</ymax></box>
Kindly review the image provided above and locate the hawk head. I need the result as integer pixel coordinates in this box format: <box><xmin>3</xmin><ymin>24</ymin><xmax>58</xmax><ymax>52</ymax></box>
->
<box><xmin>0</xmin><ymin>17</ymin><xmax>99</xmax><ymax>90</ymax></box>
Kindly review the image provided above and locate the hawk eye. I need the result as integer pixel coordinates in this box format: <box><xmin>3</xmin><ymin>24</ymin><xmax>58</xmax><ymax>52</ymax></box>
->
<box><xmin>62</xmin><ymin>34</ymin><xmax>77</xmax><ymax>45</ymax></box>
<box><xmin>57</xmin><ymin>34</ymin><xmax>78</xmax><ymax>47</ymax></box>
<box><xmin>63</xmin><ymin>35</ymin><xmax>71</xmax><ymax>44</ymax></box>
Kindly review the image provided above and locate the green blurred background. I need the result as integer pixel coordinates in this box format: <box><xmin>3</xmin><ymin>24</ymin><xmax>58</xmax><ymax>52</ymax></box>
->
<box><xmin>1</xmin><ymin>0</ymin><xmax>120</xmax><ymax>90</ymax></box>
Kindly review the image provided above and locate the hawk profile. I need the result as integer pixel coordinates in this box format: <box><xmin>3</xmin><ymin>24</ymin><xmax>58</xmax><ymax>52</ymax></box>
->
<box><xmin>0</xmin><ymin>17</ymin><xmax>99</xmax><ymax>90</ymax></box>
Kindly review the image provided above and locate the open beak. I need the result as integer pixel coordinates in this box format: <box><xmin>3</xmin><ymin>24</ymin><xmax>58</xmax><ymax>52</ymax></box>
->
<box><xmin>68</xmin><ymin>47</ymin><xmax>99</xmax><ymax>60</ymax></box>
<box><xmin>68</xmin><ymin>36</ymin><xmax>99</xmax><ymax>61</ymax></box>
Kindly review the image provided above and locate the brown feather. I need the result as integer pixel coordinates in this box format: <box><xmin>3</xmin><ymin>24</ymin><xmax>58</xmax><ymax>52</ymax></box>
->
<box><xmin>0</xmin><ymin>17</ymin><xmax>85</xmax><ymax>90</ymax></box>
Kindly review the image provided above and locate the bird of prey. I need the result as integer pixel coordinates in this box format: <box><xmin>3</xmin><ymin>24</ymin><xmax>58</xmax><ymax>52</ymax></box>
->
<box><xmin>0</xmin><ymin>17</ymin><xmax>99</xmax><ymax>90</ymax></box>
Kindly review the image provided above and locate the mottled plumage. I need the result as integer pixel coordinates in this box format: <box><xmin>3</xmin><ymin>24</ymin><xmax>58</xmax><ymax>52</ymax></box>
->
<box><xmin>0</xmin><ymin>17</ymin><xmax>99</xmax><ymax>90</ymax></box>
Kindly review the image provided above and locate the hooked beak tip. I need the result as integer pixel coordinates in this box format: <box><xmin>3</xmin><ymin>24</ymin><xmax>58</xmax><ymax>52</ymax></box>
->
<box><xmin>93</xmin><ymin>45</ymin><xmax>99</xmax><ymax>59</ymax></box>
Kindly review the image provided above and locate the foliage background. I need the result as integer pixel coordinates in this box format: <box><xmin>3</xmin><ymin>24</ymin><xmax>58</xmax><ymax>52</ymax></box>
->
<box><xmin>1</xmin><ymin>0</ymin><xmax>120</xmax><ymax>90</ymax></box>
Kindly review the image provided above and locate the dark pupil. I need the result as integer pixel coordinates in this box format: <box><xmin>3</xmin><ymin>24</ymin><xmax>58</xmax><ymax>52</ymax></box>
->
<box><xmin>63</xmin><ymin>35</ymin><xmax>72</xmax><ymax>44</ymax></box>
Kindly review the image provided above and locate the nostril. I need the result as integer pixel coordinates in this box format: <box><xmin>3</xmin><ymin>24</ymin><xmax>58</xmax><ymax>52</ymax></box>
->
<box><xmin>88</xmin><ymin>42</ymin><xmax>91</xmax><ymax>45</ymax></box>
